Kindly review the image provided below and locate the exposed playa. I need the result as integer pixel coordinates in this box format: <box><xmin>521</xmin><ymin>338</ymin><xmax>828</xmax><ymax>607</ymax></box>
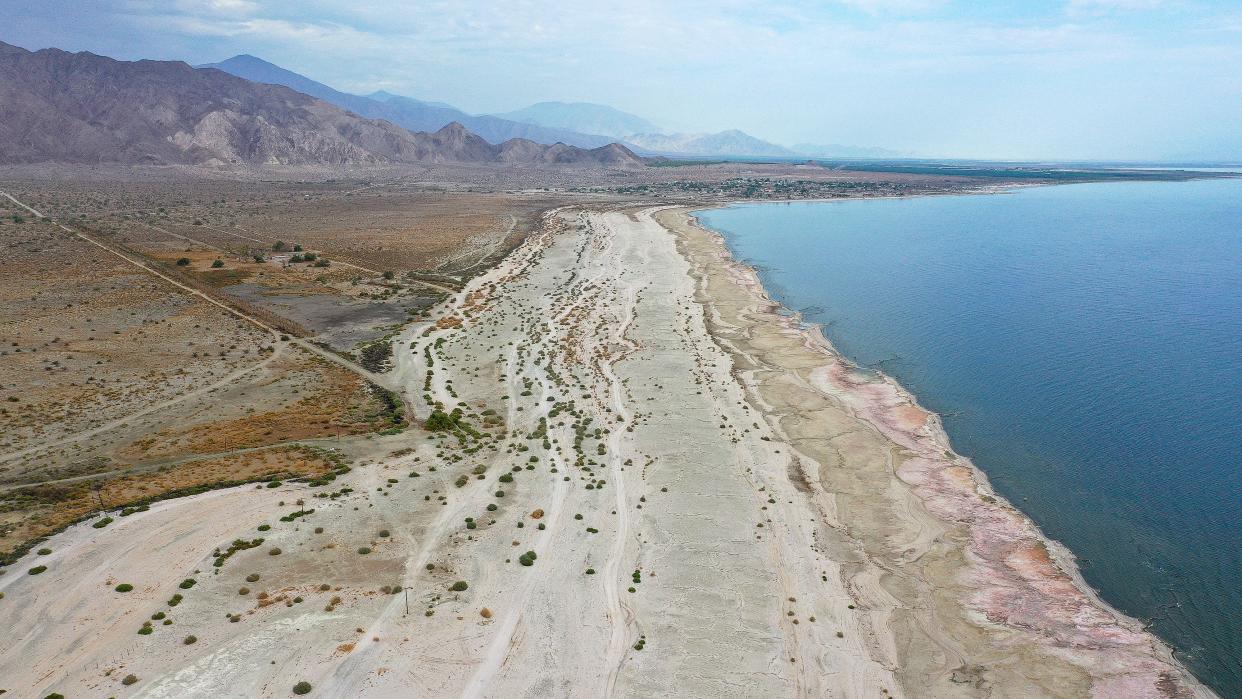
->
<box><xmin>0</xmin><ymin>204</ymin><xmax>1212</xmax><ymax>697</ymax></box>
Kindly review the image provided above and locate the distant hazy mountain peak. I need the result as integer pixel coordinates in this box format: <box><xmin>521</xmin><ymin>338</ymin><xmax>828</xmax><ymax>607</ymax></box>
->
<box><xmin>625</xmin><ymin>130</ymin><xmax>792</xmax><ymax>158</ymax></box>
<box><xmin>495</xmin><ymin>101</ymin><xmax>662</xmax><ymax>140</ymax></box>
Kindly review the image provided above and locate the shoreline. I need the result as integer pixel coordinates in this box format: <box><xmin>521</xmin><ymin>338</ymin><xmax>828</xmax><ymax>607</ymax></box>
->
<box><xmin>663</xmin><ymin>205</ymin><xmax>1214</xmax><ymax>698</ymax></box>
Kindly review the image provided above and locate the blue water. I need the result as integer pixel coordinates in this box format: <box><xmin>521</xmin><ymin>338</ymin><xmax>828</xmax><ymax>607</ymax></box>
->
<box><xmin>698</xmin><ymin>179</ymin><xmax>1242</xmax><ymax>696</ymax></box>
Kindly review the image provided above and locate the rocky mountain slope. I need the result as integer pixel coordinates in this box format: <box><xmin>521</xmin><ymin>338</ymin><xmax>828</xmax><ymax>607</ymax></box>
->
<box><xmin>0</xmin><ymin>42</ymin><xmax>642</xmax><ymax>168</ymax></box>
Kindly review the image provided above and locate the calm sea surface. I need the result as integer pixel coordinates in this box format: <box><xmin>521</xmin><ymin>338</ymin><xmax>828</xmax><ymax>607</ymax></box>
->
<box><xmin>698</xmin><ymin>179</ymin><xmax>1242</xmax><ymax>695</ymax></box>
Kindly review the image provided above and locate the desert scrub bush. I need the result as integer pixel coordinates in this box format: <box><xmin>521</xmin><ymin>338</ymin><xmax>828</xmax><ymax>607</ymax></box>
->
<box><xmin>179</xmin><ymin>578</ymin><xmax>196</xmax><ymax>589</ymax></box>
<box><xmin>151</xmin><ymin>612</ymin><xmax>166</xmax><ymax>620</ymax></box>
<box><xmin>357</xmin><ymin>547</ymin><xmax>372</xmax><ymax>555</ymax></box>
<box><xmin>213</xmin><ymin>538</ymin><xmax>264</xmax><ymax>568</ymax></box>
<box><xmin>518</xmin><ymin>550</ymin><xmax>537</xmax><ymax>567</ymax></box>
<box><xmin>92</xmin><ymin>516</ymin><xmax>114</xmax><ymax>529</ymax></box>
<box><xmin>246</xmin><ymin>573</ymin><xmax>261</xmax><ymax>583</ymax></box>
<box><xmin>269</xmin><ymin>547</ymin><xmax>282</xmax><ymax>556</ymax></box>
<box><xmin>184</xmin><ymin>634</ymin><xmax>197</xmax><ymax>645</ymax></box>
<box><xmin>115</xmin><ymin>583</ymin><xmax>134</xmax><ymax>592</ymax></box>
<box><xmin>449</xmin><ymin>581</ymin><xmax>468</xmax><ymax>592</ymax></box>
<box><xmin>378</xmin><ymin>529</ymin><xmax>390</xmax><ymax>538</ymax></box>
<box><xmin>293</xmin><ymin>680</ymin><xmax>313</xmax><ymax>695</ymax></box>
<box><xmin>122</xmin><ymin>673</ymin><xmax>139</xmax><ymax>685</ymax></box>
<box><xmin>137</xmin><ymin>623</ymin><xmax>153</xmax><ymax>635</ymax></box>
<box><xmin>168</xmin><ymin>593</ymin><xmax>183</xmax><ymax>606</ymax></box>
<box><xmin>28</xmin><ymin>565</ymin><xmax>47</xmax><ymax>575</ymax></box>
<box><xmin>257</xmin><ymin>524</ymin><xmax>271</xmax><ymax>531</ymax></box>
<box><xmin>37</xmin><ymin>547</ymin><xmax>52</xmax><ymax>555</ymax></box>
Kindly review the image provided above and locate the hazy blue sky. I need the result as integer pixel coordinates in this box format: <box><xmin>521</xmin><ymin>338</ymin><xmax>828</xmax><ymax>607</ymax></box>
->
<box><xmin>5</xmin><ymin>0</ymin><xmax>1241</xmax><ymax>160</ymax></box>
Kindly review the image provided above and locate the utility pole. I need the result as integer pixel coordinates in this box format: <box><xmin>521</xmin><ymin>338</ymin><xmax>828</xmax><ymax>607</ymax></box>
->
<box><xmin>404</xmin><ymin>587</ymin><xmax>409</xmax><ymax>616</ymax></box>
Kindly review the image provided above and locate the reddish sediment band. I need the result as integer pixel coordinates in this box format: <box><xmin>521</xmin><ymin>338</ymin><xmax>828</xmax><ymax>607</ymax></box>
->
<box><xmin>685</xmin><ymin>207</ymin><xmax>1209</xmax><ymax>698</ymax></box>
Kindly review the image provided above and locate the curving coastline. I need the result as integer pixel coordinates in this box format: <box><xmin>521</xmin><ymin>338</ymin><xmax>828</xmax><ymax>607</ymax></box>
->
<box><xmin>660</xmin><ymin>206</ymin><xmax>1213</xmax><ymax>698</ymax></box>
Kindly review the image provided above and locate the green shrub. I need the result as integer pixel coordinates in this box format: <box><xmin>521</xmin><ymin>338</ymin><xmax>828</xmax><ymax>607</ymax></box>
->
<box><xmin>211</xmin><ymin>259</ymin><xmax>225</xmax><ymax>268</ymax></box>
<box><xmin>37</xmin><ymin>547</ymin><xmax>52</xmax><ymax>555</ymax></box>
<box><xmin>179</xmin><ymin>578</ymin><xmax>196</xmax><ymax>589</ymax></box>
<box><xmin>175</xmin><ymin>257</ymin><xmax>191</xmax><ymax>266</ymax></box>
<box><xmin>449</xmin><ymin>580</ymin><xmax>468</xmax><ymax>592</ymax></box>
<box><xmin>293</xmin><ymin>680</ymin><xmax>313</xmax><ymax>695</ymax></box>
<box><xmin>378</xmin><ymin>529</ymin><xmax>390</xmax><ymax>537</ymax></box>
<box><xmin>115</xmin><ymin>583</ymin><xmax>134</xmax><ymax>592</ymax></box>
<box><xmin>246</xmin><ymin>573</ymin><xmax>260</xmax><ymax>582</ymax></box>
<box><xmin>28</xmin><ymin>565</ymin><xmax>47</xmax><ymax>575</ymax></box>
<box><xmin>184</xmin><ymin>634</ymin><xmax>197</xmax><ymax>645</ymax></box>
<box><xmin>92</xmin><ymin>516</ymin><xmax>114</xmax><ymax>529</ymax></box>
<box><xmin>122</xmin><ymin>674</ymin><xmax>139</xmax><ymax>685</ymax></box>
<box><xmin>358</xmin><ymin>547</ymin><xmax>372</xmax><ymax>555</ymax></box>
<box><xmin>257</xmin><ymin>524</ymin><xmax>271</xmax><ymax>531</ymax></box>
<box><xmin>269</xmin><ymin>547</ymin><xmax>282</xmax><ymax>556</ymax></box>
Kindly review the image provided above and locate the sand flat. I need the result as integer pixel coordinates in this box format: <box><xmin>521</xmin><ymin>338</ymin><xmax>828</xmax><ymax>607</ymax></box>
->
<box><xmin>0</xmin><ymin>204</ymin><xmax>1212</xmax><ymax>697</ymax></box>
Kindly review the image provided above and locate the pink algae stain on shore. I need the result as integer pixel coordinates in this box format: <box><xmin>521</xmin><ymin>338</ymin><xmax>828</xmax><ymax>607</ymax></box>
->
<box><xmin>808</xmin><ymin>306</ymin><xmax>1187</xmax><ymax>696</ymax></box>
<box><xmin>698</xmin><ymin>216</ymin><xmax>1194</xmax><ymax>698</ymax></box>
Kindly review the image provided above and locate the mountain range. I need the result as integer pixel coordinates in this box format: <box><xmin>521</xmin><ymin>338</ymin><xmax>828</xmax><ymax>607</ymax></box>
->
<box><xmin>202</xmin><ymin>55</ymin><xmax>798</xmax><ymax>158</ymax></box>
<box><xmin>198</xmin><ymin>55</ymin><xmax>619</xmax><ymax>150</ymax></box>
<box><xmin>0</xmin><ymin>39</ymin><xmax>899</xmax><ymax>166</ymax></box>
<box><xmin>0</xmin><ymin>41</ymin><xmax>643</xmax><ymax>168</ymax></box>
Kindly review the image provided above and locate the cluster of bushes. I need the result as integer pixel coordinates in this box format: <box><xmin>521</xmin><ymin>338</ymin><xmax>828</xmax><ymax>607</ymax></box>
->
<box><xmin>359</xmin><ymin>340</ymin><xmax>394</xmax><ymax>373</ymax></box>
<box><xmin>279</xmin><ymin>508</ymin><xmax>314</xmax><ymax>522</ymax></box>
<box><xmin>212</xmin><ymin>537</ymin><xmax>264</xmax><ymax>568</ymax></box>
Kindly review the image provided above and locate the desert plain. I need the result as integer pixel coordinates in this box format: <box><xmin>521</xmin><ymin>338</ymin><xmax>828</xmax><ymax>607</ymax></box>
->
<box><xmin>0</xmin><ymin>164</ymin><xmax>1212</xmax><ymax>698</ymax></box>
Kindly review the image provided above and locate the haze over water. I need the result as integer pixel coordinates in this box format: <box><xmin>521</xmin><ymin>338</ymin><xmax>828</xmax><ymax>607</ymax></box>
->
<box><xmin>699</xmin><ymin>179</ymin><xmax>1242</xmax><ymax>695</ymax></box>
